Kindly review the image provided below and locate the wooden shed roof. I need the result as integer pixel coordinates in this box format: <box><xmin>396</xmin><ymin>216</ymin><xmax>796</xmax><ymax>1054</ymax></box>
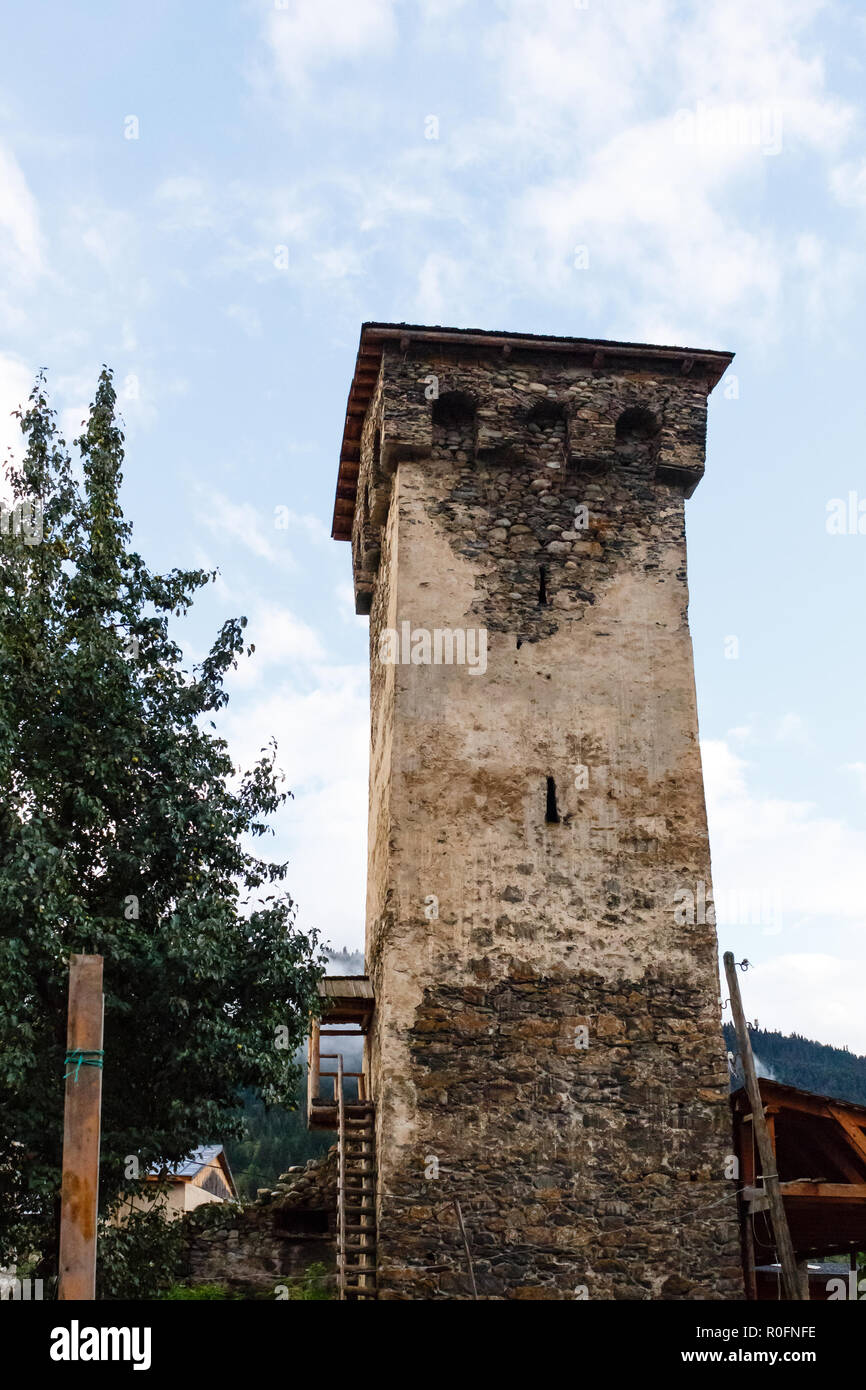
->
<box><xmin>733</xmin><ymin>1078</ymin><xmax>866</xmax><ymax>1256</ymax></box>
<box><xmin>318</xmin><ymin>975</ymin><xmax>373</xmax><ymax>1000</ymax></box>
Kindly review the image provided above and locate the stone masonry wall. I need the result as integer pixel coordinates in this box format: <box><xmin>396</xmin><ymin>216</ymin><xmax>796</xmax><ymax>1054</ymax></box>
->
<box><xmin>355</xmin><ymin>340</ymin><xmax>742</xmax><ymax>1300</ymax></box>
<box><xmin>183</xmin><ymin>1150</ymin><xmax>337</xmax><ymax>1295</ymax></box>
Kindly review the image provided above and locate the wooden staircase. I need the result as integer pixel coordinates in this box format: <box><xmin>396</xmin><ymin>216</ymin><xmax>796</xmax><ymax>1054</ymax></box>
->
<box><xmin>337</xmin><ymin>1056</ymin><xmax>377</xmax><ymax>1300</ymax></box>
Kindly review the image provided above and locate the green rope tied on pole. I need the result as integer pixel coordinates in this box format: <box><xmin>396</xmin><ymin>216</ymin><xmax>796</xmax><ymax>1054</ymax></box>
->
<box><xmin>64</xmin><ymin>1049</ymin><xmax>104</xmax><ymax>1083</ymax></box>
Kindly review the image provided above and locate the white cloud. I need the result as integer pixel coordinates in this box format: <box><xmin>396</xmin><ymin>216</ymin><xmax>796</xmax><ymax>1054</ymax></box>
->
<box><xmin>60</xmin><ymin>406</ymin><xmax>89</xmax><ymax>448</ymax></box>
<box><xmin>228</xmin><ymin>668</ymin><xmax>369</xmax><ymax>792</ymax></box>
<box><xmin>226</xmin><ymin>602</ymin><xmax>326</xmax><ymax>690</ymax></box>
<box><xmin>312</xmin><ymin>246</ymin><xmax>364</xmax><ymax>281</ymax></box>
<box><xmin>265</xmin><ymin>0</ymin><xmax>397</xmax><ymax>92</ymax></box>
<box><xmin>0</xmin><ymin>353</ymin><xmax>35</xmax><ymax>481</ymax></box>
<box><xmin>417</xmin><ymin>0</ymin><xmax>470</xmax><ymax>19</ymax></box>
<box><xmin>155</xmin><ymin>177</ymin><xmax>237</xmax><ymax>235</ymax></box>
<box><xmin>220</xmin><ymin>659</ymin><xmax>369</xmax><ymax>949</ymax></box>
<box><xmin>704</xmin><ymin>736</ymin><xmax>866</xmax><ymax>1052</ymax></box>
<box><xmin>250</xmin><ymin>0</ymin><xmax>855</xmax><ymax>344</ymax></box>
<box><xmin>844</xmin><ymin>761</ymin><xmax>866</xmax><ymax>794</ymax></box>
<box><xmin>728</xmin><ymin>725</ymin><xmax>754</xmax><ymax>742</ymax></box>
<box><xmin>775</xmin><ymin>711</ymin><xmax>808</xmax><ymax>743</ymax></box>
<box><xmin>486</xmin><ymin>0</ymin><xmax>852</xmax><ymax>152</ymax></box>
<box><xmin>282</xmin><ymin>775</ymin><xmax>367</xmax><ymax>948</ymax></box>
<box><xmin>199</xmin><ymin>489</ymin><xmax>296</xmax><ymax>570</ymax></box>
<box><xmin>335</xmin><ymin>580</ymin><xmax>358</xmax><ymax>621</ymax></box>
<box><xmin>273</xmin><ymin>508</ymin><xmax>329</xmax><ymax>544</ymax></box>
<box><xmin>67</xmin><ymin>202</ymin><xmax>138</xmax><ymax>275</ymax></box>
<box><xmin>742</xmin><ymin>954</ymin><xmax>866</xmax><ymax>1053</ymax></box>
<box><xmin>0</xmin><ymin>142</ymin><xmax>43</xmax><ymax>281</ymax></box>
<box><xmin>513</xmin><ymin>118</ymin><xmax>784</xmax><ymax>341</ymax></box>
<box><xmin>415</xmin><ymin>251</ymin><xmax>467</xmax><ymax>322</ymax></box>
<box><xmin>704</xmin><ymin>737</ymin><xmax>866</xmax><ymax>928</ymax></box>
<box><xmin>830</xmin><ymin>158</ymin><xmax>866</xmax><ymax>209</ymax></box>
<box><xmin>225</xmin><ymin>303</ymin><xmax>262</xmax><ymax>338</ymax></box>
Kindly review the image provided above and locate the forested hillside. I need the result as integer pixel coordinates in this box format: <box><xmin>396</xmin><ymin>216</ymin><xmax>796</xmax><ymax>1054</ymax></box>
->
<box><xmin>225</xmin><ymin>1085</ymin><xmax>330</xmax><ymax>1199</ymax></box>
<box><xmin>724</xmin><ymin>1025</ymin><xmax>866</xmax><ymax>1107</ymax></box>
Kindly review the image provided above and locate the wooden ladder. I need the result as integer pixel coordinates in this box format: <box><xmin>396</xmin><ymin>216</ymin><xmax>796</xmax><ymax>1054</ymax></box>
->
<box><xmin>337</xmin><ymin>1055</ymin><xmax>377</xmax><ymax>1301</ymax></box>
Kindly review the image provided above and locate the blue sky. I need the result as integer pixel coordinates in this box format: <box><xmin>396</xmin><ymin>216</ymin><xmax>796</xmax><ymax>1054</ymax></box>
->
<box><xmin>1</xmin><ymin>0</ymin><xmax>865</xmax><ymax>1049</ymax></box>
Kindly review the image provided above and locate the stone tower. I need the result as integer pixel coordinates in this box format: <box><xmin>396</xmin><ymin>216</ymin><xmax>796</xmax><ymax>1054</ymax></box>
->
<box><xmin>331</xmin><ymin>323</ymin><xmax>743</xmax><ymax>1300</ymax></box>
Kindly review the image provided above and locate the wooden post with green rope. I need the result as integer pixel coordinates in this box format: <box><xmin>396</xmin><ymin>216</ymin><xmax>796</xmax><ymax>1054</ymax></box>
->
<box><xmin>58</xmin><ymin>954</ymin><xmax>104</xmax><ymax>1300</ymax></box>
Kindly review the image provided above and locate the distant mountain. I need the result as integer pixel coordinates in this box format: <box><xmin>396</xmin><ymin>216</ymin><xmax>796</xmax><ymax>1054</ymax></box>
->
<box><xmin>723</xmin><ymin>1025</ymin><xmax>866</xmax><ymax>1107</ymax></box>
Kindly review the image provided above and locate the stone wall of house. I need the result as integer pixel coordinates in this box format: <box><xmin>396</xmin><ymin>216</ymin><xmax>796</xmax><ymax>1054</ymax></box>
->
<box><xmin>354</xmin><ymin>339</ymin><xmax>743</xmax><ymax>1300</ymax></box>
<box><xmin>182</xmin><ymin>1149</ymin><xmax>337</xmax><ymax>1295</ymax></box>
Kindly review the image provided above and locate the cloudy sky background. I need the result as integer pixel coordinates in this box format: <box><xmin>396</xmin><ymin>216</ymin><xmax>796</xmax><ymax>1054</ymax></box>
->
<box><xmin>1</xmin><ymin>0</ymin><xmax>865</xmax><ymax>1048</ymax></box>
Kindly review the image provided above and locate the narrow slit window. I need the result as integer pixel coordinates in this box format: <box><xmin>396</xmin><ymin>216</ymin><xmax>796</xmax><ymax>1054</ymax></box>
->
<box><xmin>545</xmin><ymin>776</ymin><xmax>560</xmax><ymax>823</ymax></box>
<box><xmin>538</xmin><ymin>566</ymin><xmax>548</xmax><ymax>605</ymax></box>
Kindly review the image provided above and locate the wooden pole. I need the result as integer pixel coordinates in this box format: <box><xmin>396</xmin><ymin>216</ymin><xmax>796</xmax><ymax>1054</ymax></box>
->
<box><xmin>741</xmin><ymin>1205</ymin><xmax>758</xmax><ymax>1301</ymax></box>
<box><xmin>734</xmin><ymin>1112</ymin><xmax>758</xmax><ymax>1300</ymax></box>
<box><xmin>723</xmin><ymin>952</ymin><xmax>805</xmax><ymax>1300</ymax></box>
<box><xmin>310</xmin><ymin>1018</ymin><xmax>320</xmax><ymax>1103</ymax></box>
<box><xmin>337</xmin><ymin>1053</ymin><xmax>345</xmax><ymax>1301</ymax></box>
<box><xmin>58</xmin><ymin>954</ymin><xmax>104</xmax><ymax>1301</ymax></box>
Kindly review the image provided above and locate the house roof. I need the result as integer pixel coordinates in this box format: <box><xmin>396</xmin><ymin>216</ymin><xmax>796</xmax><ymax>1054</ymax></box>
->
<box><xmin>732</xmin><ymin>1077</ymin><xmax>866</xmax><ymax>1118</ymax></box>
<box><xmin>172</xmin><ymin>1144</ymin><xmax>225</xmax><ymax>1178</ymax></box>
<box><xmin>148</xmin><ymin>1144</ymin><xmax>239</xmax><ymax>1199</ymax></box>
<box><xmin>332</xmin><ymin>320</ymin><xmax>736</xmax><ymax>540</ymax></box>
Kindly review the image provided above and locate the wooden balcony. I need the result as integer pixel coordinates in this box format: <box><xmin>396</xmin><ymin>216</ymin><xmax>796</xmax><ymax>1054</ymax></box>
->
<box><xmin>307</xmin><ymin>976</ymin><xmax>374</xmax><ymax>1131</ymax></box>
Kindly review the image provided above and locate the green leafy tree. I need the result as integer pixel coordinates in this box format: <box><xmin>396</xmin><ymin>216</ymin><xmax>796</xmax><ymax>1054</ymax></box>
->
<box><xmin>0</xmin><ymin>369</ymin><xmax>324</xmax><ymax>1280</ymax></box>
<box><xmin>95</xmin><ymin>1203</ymin><xmax>185</xmax><ymax>1301</ymax></box>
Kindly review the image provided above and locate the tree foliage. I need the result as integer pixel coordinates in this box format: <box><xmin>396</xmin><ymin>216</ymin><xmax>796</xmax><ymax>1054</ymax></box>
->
<box><xmin>95</xmin><ymin>1204</ymin><xmax>185</xmax><ymax>1301</ymax></box>
<box><xmin>0</xmin><ymin>369</ymin><xmax>325</xmax><ymax>1272</ymax></box>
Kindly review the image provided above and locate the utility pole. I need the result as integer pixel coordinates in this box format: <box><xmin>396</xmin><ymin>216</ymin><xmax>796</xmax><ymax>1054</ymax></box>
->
<box><xmin>58</xmin><ymin>954</ymin><xmax>104</xmax><ymax>1301</ymax></box>
<box><xmin>723</xmin><ymin>951</ymin><xmax>805</xmax><ymax>1301</ymax></box>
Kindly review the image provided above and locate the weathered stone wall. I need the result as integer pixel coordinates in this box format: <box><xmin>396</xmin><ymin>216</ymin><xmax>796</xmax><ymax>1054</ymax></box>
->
<box><xmin>356</xmin><ymin>340</ymin><xmax>742</xmax><ymax>1300</ymax></box>
<box><xmin>183</xmin><ymin>1150</ymin><xmax>337</xmax><ymax>1295</ymax></box>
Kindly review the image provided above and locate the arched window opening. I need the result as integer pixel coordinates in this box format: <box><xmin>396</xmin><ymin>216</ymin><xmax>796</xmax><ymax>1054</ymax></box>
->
<box><xmin>614</xmin><ymin>406</ymin><xmax>660</xmax><ymax>471</ymax></box>
<box><xmin>615</xmin><ymin>406</ymin><xmax>659</xmax><ymax>442</ymax></box>
<box><xmin>432</xmin><ymin>390</ymin><xmax>477</xmax><ymax>455</ymax></box>
<box><xmin>526</xmin><ymin>399</ymin><xmax>567</xmax><ymax>469</ymax></box>
<box><xmin>526</xmin><ymin>399</ymin><xmax>566</xmax><ymax>429</ymax></box>
<box><xmin>431</xmin><ymin>390</ymin><xmax>476</xmax><ymax>428</ymax></box>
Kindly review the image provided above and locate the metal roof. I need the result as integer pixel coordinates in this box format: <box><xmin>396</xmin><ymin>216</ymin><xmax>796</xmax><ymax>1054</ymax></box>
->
<box><xmin>170</xmin><ymin>1143</ymin><xmax>225</xmax><ymax>1178</ymax></box>
<box><xmin>332</xmin><ymin>320</ymin><xmax>735</xmax><ymax>540</ymax></box>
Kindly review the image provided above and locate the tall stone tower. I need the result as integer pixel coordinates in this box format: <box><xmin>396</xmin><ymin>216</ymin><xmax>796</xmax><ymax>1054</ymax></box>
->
<box><xmin>331</xmin><ymin>323</ymin><xmax>743</xmax><ymax>1300</ymax></box>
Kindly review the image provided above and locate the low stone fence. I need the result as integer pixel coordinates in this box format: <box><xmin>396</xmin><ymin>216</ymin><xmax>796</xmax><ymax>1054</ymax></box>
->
<box><xmin>182</xmin><ymin>1147</ymin><xmax>338</xmax><ymax>1296</ymax></box>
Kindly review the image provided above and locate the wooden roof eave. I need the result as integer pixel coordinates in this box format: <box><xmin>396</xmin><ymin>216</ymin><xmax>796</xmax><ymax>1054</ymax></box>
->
<box><xmin>330</xmin><ymin>321</ymin><xmax>735</xmax><ymax>542</ymax></box>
